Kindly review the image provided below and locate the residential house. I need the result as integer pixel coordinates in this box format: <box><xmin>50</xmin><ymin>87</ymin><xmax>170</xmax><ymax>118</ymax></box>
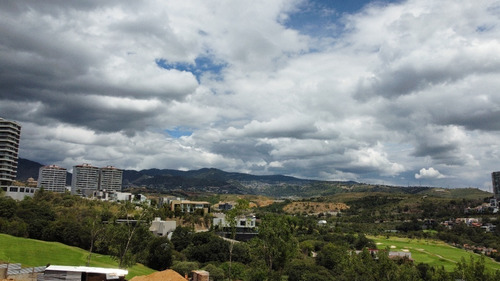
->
<box><xmin>170</xmin><ymin>199</ymin><xmax>211</xmax><ymax>214</ymax></box>
<box><xmin>149</xmin><ymin>217</ymin><xmax>176</xmax><ymax>237</ymax></box>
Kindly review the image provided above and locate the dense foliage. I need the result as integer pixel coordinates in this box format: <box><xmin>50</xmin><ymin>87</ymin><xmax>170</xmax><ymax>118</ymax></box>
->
<box><xmin>1</xmin><ymin>189</ymin><xmax>500</xmax><ymax>280</ymax></box>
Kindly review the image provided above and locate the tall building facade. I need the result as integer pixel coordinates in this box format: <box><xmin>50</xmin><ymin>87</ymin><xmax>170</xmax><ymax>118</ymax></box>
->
<box><xmin>38</xmin><ymin>165</ymin><xmax>67</xmax><ymax>193</ymax></box>
<box><xmin>99</xmin><ymin>166</ymin><xmax>123</xmax><ymax>191</ymax></box>
<box><xmin>72</xmin><ymin>163</ymin><xmax>99</xmax><ymax>196</ymax></box>
<box><xmin>0</xmin><ymin>118</ymin><xmax>21</xmax><ymax>186</ymax></box>
<box><xmin>72</xmin><ymin>163</ymin><xmax>123</xmax><ymax>196</ymax></box>
<box><xmin>492</xmin><ymin>171</ymin><xmax>500</xmax><ymax>199</ymax></box>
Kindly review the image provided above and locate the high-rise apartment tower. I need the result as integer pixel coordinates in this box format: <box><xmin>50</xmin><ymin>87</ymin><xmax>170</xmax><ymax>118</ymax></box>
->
<box><xmin>492</xmin><ymin>171</ymin><xmax>500</xmax><ymax>199</ymax></box>
<box><xmin>0</xmin><ymin>118</ymin><xmax>21</xmax><ymax>186</ymax></box>
<box><xmin>99</xmin><ymin>166</ymin><xmax>123</xmax><ymax>192</ymax></box>
<box><xmin>72</xmin><ymin>163</ymin><xmax>99</xmax><ymax>196</ymax></box>
<box><xmin>38</xmin><ymin>165</ymin><xmax>67</xmax><ymax>193</ymax></box>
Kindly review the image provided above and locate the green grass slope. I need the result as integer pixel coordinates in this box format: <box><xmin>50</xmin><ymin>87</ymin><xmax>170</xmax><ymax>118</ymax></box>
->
<box><xmin>417</xmin><ymin>187</ymin><xmax>492</xmax><ymax>199</ymax></box>
<box><xmin>0</xmin><ymin>234</ymin><xmax>155</xmax><ymax>279</ymax></box>
<box><xmin>371</xmin><ymin>236</ymin><xmax>500</xmax><ymax>272</ymax></box>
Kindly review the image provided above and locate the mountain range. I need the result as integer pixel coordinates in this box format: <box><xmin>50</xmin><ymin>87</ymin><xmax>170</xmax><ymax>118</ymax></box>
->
<box><xmin>15</xmin><ymin>158</ymin><xmax>491</xmax><ymax>198</ymax></box>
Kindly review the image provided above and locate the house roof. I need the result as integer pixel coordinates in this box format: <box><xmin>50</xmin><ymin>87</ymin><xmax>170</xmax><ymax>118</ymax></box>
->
<box><xmin>45</xmin><ymin>265</ymin><xmax>128</xmax><ymax>276</ymax></box>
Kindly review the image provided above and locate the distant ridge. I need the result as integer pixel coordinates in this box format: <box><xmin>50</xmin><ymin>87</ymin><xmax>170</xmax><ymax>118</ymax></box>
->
<box><xmin>16</xmin><ymin>158</ymin><xmax>72</xmax><ymax>185</ymax></box>
<box><xmin>16</xmin><ymin>158</ymin><xmax>43</xmax><ymax>181</ymax></box>
<box><xmin>15</xmin><ymin>158</ymin><xmax>490</xmax><ymax>199</ymax></box>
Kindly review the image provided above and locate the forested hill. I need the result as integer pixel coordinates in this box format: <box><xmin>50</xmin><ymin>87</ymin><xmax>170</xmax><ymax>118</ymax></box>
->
<box><xmin>15</xmin><ymin>158</ymin><xmax>490</xmax><ymax>198</ymax></box>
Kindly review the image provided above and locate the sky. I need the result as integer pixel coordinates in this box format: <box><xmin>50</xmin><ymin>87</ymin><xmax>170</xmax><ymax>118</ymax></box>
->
<box><xmin>1</xmin><ymin>0</ymin><xmax>500</xmax><ymax>190</ymax></box>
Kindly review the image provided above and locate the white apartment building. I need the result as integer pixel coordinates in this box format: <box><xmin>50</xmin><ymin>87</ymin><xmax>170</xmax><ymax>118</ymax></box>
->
<box><xmin>38</xmin><ymin>164</ymin><xmax>67</xmax><ymax>193</ymax></box>
<box><xmin>99</xmin><ymin>166</ymin><xmax>122</xmax><ymax>192</ymax></box>
<box><xmin>71</xmin><ymin>163</ymin><xmax>99</xmax><ymax>196</ymax></box>
<box><xmin>0</xmin><ymin>118</ymin><xmax>21</xmax><ymax>187</ymax></box>
<box><xmin>72</xmin><ymin>164</ymin><xmax>123</xmax><ymax>197</ymax></box>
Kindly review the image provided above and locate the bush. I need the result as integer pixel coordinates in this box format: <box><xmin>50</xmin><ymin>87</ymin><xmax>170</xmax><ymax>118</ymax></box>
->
<box><xmin>219</xmin><ymin>261</ymin><xmax>246</xmax><ymax>280</ymax></box>
<box><xmin>171</xmin><ymin>261</ymin><xmax>200</xmax><ymax>278</ymax></box>
<box><xmin>202</xmin><ymin>264</ymin><xmax>225</xmax><ymax>281</ymax></box>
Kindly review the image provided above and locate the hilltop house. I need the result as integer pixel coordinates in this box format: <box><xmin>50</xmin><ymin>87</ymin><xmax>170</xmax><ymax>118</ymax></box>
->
<box><xmin>170</xmin><ymin>199</ymin><xmax>211</xmax><ymax>214</ymax></box>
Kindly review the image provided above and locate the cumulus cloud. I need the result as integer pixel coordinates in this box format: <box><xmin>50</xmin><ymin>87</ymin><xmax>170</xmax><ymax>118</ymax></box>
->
<box><xmin>2</xmin><ymin>0</ymin><xmax>500</xmax><ymax>189</ymax></box>
<box><xmin>415</xmin><ymin>167</ymin><xmax>446</xmax><ymax>179</ymax></box>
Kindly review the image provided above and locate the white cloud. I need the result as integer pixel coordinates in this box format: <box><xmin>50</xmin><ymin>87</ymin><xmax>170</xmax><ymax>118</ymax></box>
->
<box><xmin>415</xmin><ymin>167</ymin><xmax>446</xmax><ymax>179</ymax></box>
<box><xmin>3</xmin><ymin>0</ymin><xmax>500</xmax><ymax>188</ymax></box>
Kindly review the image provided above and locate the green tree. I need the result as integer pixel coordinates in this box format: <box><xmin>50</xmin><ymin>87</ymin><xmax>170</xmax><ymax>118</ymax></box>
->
<box><xmin>343</xmin><ymin>249</ymin><xmax>376</xmax><ymax>281</ymax></box>
<box><xmin>185</xmin><ymin>231</ymin><xmax>229</xmax><ymax>263</ymax></box>
<box><xmin>108</xmin><ymin>204</ymin><xmax>153</xmax><ymax>268</ymax></box>
<box><xmin>171</xmin><ymin>226</ymin><xmax>193</xmax><ymax>252</ymax></box>
<box><xmin>219</xmin><ymin>261</ymin><xmax>247</xmax><ymax>281</ymax></box>
<box><xmin>251</xmin><ymin>214</ymin><xmax>298</xmax><ymax>278</ymax></box>
<box><xmin>430</xmin><ymin>266</ymin><xmax>452</xmax><ymax>281</ymax></box>
<box><xmin>146</xmin><ymin>236</ymin><xmax>173</xmax><ymax>270</ymax></box>
<box><xmin>286</xmin><ymin>258</ymin><xmax>333</xmax><ymax>281</ymax></box>
<box><xmin>171</xmin><ymin>261</ymin><xmax>200</xmax><ymax>278</ymax></box>
<box><xmin>202</xmin><ymin>264</ymin><xmax>225</xmax><ymax>281</ymax></box>
<box><xmin>86</xmin><ymin>210</ymin><xmax>106</xmax><ymax>266</ymax></box>
<box><xmin>225</xmin><ymin>199</ymin><xmax>249</xmax><ymax>280</ymax></box>
<box><xmin>316</xmin><ymin>243</ymin><xmax>348</xmax><ymax>275</ymax></box>
<box><xmin>0</xmin><ymin>197</ymin><xmax>17</xmax><ymax>219</ymax></box>
<box><xmin>396</xmin><ymin>264</ymin><xmax>422</xmax><ymax>281</ymax></box>
<box><xmin>453</xmin><ymin>256</ymin><xmax>492</xmax><ymax>281</ymax></box>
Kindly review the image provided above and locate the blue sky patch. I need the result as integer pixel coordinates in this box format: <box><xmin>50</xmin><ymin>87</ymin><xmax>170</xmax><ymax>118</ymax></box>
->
<box><xmin>156</xmin><ymin>56</ymin><xmax>226</xmax><ymax>82</ymax></box>
<box><xmin>165</xmin><ymin>128</ymin><xmax>193</xmax><ymax>138</ymax></box>
<box><xmin>284</xmin><ymin>0</ymin><xmax>402</xmax><ymax>37</ymax></box>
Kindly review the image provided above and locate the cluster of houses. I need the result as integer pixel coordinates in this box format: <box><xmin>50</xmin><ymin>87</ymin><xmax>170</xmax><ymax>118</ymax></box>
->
<box><xmin>149</xmin><ymin>198</ymin><xmax>258</xmax><ymax>241</ymax></box>
<box><xmin>441</xmin><ymin>217</ymin><xmax>497</xmax><ymax>232</ymax></box>
<box><xmin>464</xmin><ymin>198</ymin><xmax>499</xmax><ymax>214</ymax></box>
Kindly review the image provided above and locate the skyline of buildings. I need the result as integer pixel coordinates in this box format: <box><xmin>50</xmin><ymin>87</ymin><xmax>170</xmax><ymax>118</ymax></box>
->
<box><xmin>71</xmin><ymin>163</ymin><xmax>123</xmax><ymax>196</ymax></box>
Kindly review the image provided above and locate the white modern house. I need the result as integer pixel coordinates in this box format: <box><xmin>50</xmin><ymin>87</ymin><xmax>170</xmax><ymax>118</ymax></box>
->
<box><xmin>149</xmin><ymin>217</ymin><xmax>177</xmax><ymax>237</ymax></box>
<box><xmin>212</xmin><ymin>213</ymin><xmax>256</xmax><ymax>229</ymax></box>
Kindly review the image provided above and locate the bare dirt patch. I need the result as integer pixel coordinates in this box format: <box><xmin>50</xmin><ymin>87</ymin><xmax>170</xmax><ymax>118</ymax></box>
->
<box><xmin>283</xmin><ymin>202</ymin><xmax>349</xmax><ymax>214</ymax></box>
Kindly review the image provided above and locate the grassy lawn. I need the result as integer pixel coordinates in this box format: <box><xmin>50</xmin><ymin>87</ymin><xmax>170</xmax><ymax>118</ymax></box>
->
<box><xmin>370</xmin><ymin>235</ymin><xmax>500</xmax><ymax>272</ymax></box>
<box><xmin>0</xmin><ymin>234</ymin><xmax>155</xmax><ymax>279</ymax></box>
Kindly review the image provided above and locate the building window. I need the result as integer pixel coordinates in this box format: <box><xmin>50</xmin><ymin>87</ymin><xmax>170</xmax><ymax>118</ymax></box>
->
<box><xmin>20</xmin><ymin>188</ymin><xmax>25</xmax><ymax>192</ymax></box>
<box><xmin>9</xmin><ymin>187</ymin><xmax>18</xmax><ymax>192</ymax></box>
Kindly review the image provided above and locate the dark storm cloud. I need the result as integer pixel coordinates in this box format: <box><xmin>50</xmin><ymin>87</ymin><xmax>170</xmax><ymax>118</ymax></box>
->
<box><xmin>354</xmin><ymin>54</ymin><xmax>500</xmax><ymax>100</ymax></box>
<box><xmin>0</xmin><ymin>0</ymin><xmax>198</xmax><ymax>133</ymax></box>
<box><xmin>437</xmin><ymin>109</ymin><xmax>500</xmax><ymax>132</ymax></box>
